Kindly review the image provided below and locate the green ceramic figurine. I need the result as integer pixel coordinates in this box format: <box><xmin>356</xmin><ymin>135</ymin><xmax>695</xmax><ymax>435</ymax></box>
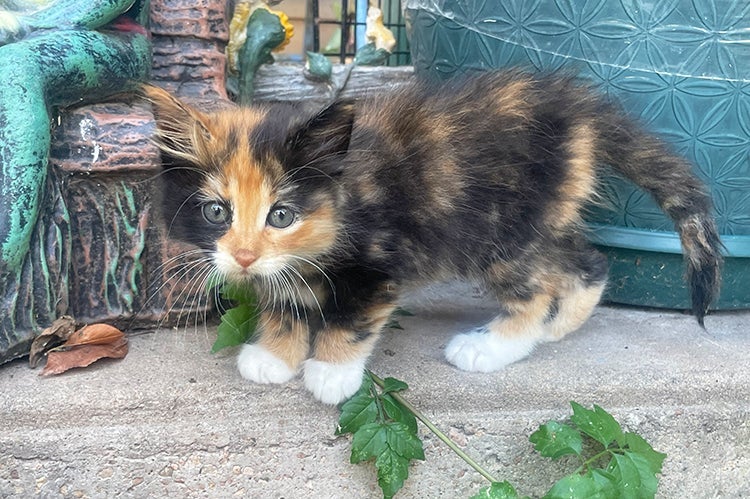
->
<box><xmin>0</xmin><ymin>0</ymin><xmax>151</xmax><ymax>361</ymax></box>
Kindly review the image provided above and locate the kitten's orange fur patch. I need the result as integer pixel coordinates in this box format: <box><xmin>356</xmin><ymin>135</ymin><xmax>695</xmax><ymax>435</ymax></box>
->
<box><xmin>492</xmin><ymin>78</ymin><xmax>533</xmax><ymax>121</ymax></box>
<box><xmin>279</xmin><ymin>202</ymin><xmax>340</xmax><ymax>258</ymax></box>
<box><xmin>547</xmin><ymin>281</ymin><xmax>605</xmax><ymax>339</ymax></box>
<box><xmin>214</xmin><ymin>160</ymin><xmax>274</xmax><ymax>263</ymax></box>
<box><xmin>551</xmin><ymin>122</ymin><xmax>597</xmax><ymax>228</ymax></box>
<box><xmin>487</xmin><ymin>293</ymin><xmax>554</xmax><ymax>340</ymax></box>
<box><xmin>257</xmin><ymin>313</ymin><xmax>310</xmax><ymax>369</ymax></box>
<box><xmin>313</xmin><ymin>302</ymin><xmax>397</xmax><ymax>363</ymax></box>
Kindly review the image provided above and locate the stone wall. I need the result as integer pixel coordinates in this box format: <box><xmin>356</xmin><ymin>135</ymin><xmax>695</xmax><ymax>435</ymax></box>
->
<box><xmin>0</xmin><ymin>0</ymin><xmax>413</xmax><ymax>363</ymax></box>
<box><xmin>51</xmin><ymin>0</ymin><xmax>232</xmax><ymax>331</ymax></box>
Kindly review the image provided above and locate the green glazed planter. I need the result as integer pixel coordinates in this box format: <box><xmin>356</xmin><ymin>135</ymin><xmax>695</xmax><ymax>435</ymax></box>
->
<box><xmin>405</xmin><ymin>0</ymin><xmax>750</xmax><ymax>310</ymax></box>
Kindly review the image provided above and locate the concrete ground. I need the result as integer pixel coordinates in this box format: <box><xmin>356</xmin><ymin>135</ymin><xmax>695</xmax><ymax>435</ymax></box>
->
<box><xmin>1</xmin><ymin>283</ymin><xmax>748</xmax><ymax>498</ymax></box>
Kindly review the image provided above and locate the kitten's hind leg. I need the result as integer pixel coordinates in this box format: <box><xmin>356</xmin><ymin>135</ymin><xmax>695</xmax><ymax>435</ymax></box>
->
<box><xmin>445</xmin><ymin>293</ymin><xmax>552</xmax><ymax>372</ymax></box>
<box><xmin>304</xmin><ymin>301</ymin><xmax>397</xmax><ymax>405</ymax></box>
<box><xmin>446</xmin><ymin>249</ymin><xmax>607</xmax><ymax>372</ymax></box>
<box><xmin>544</xmin><ymin>247</ymin><xmax>608</xmax><ymax>341</ymax></box>
<box><xmin>545</xmin><ymin>278</ymin><xmax>606</xmax><ymax>341</ymax></box>
<box><xmin>237</xmin><ymin>311</ymin><xmax>309</xmax><ymax>385</ymax></box>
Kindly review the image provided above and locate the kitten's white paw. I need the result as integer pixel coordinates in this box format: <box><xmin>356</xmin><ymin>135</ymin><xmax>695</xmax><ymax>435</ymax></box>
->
<box><xmin>303</xmin><ymin>358</ymin><xmax>366</xmax><ymax>405</ymax></box>
<box><xmin>237</xmin><ymin>344</ymin><xmax>296</xmax><ymax>384</ymax></box>
<box><xmin>445</xmin><ymin>328</ymin><xmax>537</xmax><ymax>372</ymax></box>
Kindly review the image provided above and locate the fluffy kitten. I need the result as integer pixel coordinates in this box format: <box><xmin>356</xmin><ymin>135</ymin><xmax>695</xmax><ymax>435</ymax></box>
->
<box><xmin>145</xmin><ymin>71</ymin><xmax>722</xmax><ymax>405</ymax></box>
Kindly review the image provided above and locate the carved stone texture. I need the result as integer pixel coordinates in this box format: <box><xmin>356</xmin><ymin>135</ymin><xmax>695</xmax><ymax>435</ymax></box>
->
<box><xmin>0</xmin><ymin>0</ymin><xmax>233</xmax><ymax>363</ymax></box>
<box><xmin>0</xmin><ymin>173</ymin><xmax>71</xmax><ymax>361</ymax></box>
<box><xmin>49</xmin><ymin>102</ymin><xmax>212</xmax><ymax>330</ymax></box>
<box><xmin>51</xmin><ymin>102</ymin><xmax>158</xmax><ymax>174</ymax></box>
<box><xmin>152</xmin><ymin>38</ymin><xmax>229</xmax><ymax>102</ymax></box>
<box><xmin>150</xmin><ymin>0</ymin><xmax>229</xmax><ymax>41</ymax></box>
<box><xmin>150</xmin><ymin>0</ymin><xmax>229</xmax><ymax>102</ymax></box>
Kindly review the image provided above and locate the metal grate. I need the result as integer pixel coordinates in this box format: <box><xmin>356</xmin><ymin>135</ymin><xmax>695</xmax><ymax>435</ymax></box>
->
<box><xmin>310</xmin><ymin>0</ymin><xmax>410</xmax><ymax>65</ymax></box>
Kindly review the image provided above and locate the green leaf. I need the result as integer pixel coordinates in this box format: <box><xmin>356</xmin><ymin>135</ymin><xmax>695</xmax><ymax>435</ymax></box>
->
<box><xmin>357</xmin><ymin>373</ymin><xmax>374</xmax><ymax>395</ymax></box>
<box><xmin>382</xmin><ymin>394</ymin><xmax>418</xmax><ymax>435</ymax></box>
<box><xmin>385</xmin><ymin>422</ymin><xmax>425</xmax><ymax>461</ymax></box>
<box><xmin>350</xmin><ymin>423</ymin><xmax>389</xmax><ymax>464</ymax></box>
<box><xmin>570</xmin><ymin>402</ymin><xmax>624</xmax><ymax>447</ymax></box>
<box><xmin>354</xmin><ymin>43</ymin><xmax>390</xmax><ymax>66</ymax></box>
<box><xmin>219</xmin><ymin>282</ymin><xmax>257</xmax><ymax>304</ymax></box>
<box><xmin>381</xmin><ymin>377</ymin><xmax>409</xmax><ymax>394</ymax></box>
<box><xmin>211</xmin><ymin>304</ymin><xmax>257</xmax><ymax>353</ymax></box>
<box><xmin>375</xmin><ymin>450</ymin><xmax>410</xmax><ymax>499</ymax></box>
<box><xmin>607</xmin><ymin>450</ymin><xmax>660</xmax><ymax>499</ymax></box>
<box><xmin>471</xmin><ymin>481</ymin><xmax>520</xmax><ymax>499</ymax></box>
<box><xmin>392</xmin><ymin>307</ymin><xmax>414</xmax><ymax>317</ymax></box>
<box><xmin>350</xmin><ymin>421</ymin><xmax>423</xmax><ymax>499</ymax></box>
<box><xmin>589</xmin><ymin>469</ymin><xmax>619</xmax><ymax>496</ymax></box>
<box><xmin>338</xmin><ymin>390</ymin><xmax>378</xmax><ymax>435</ymax></box>
<box><xmin>204</xmin><ymin>273</ymin><xmax>224</xmax><ymax>294</ymax></box>
<box><xmin>211</xmin><ymin>282</ymin><xmax>258</xmax><ymax>352</ymax></box>
<box><xmin>543</xmin><ymin>470</ymin><xmax>616</xmax><ymax>499</ymax></box>
<box><xmin>529</xmin><ymin>421</ymin><xmax>583</xmax><ymax>459</ymax></box>
<box><xmin>622</xmin><ymin>432</ymin><xmax>666</xmax><ymax>474</ymax></box>
<box><xmin>304</xmin><ymin>51</ymin><xmax>332</xmax><ymax>82</ymax></box>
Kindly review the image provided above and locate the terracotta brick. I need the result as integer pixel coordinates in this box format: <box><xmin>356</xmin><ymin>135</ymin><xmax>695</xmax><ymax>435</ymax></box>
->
<box><xmin>150</xmin><ymin>0</ymin><xmax>229</xmax><ymax>41</ymax></box>
<box><xmin>151</xmin><ymin>37</ymin><xmax>228</xmax><ymax>101</ymax></box>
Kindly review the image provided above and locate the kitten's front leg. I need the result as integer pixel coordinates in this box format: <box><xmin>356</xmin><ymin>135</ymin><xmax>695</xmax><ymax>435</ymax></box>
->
<box><xmin>237</xmin><ymin>311</ymin><xmax>309</xmax><ymax>385</ymax></box>
<box><xmin>304</xmin><ymin>302</ymin><xmax>396</xmax><ymax>405</ymax></box>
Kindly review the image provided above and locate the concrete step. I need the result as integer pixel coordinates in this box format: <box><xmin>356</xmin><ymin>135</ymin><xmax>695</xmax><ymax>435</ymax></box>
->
<box><xmin>1</xmin><ymin>284</ymin><xmax>748</xmax><ymax>497</ymax></box>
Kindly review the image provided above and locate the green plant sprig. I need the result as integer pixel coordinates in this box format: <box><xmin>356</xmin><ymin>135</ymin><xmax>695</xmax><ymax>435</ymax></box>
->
<box><xmin>338</xmin><ymin>373</ymin><xmax>666</xmax><ymax>499</ymax></box>
<box><xmin>368</xmin><ymin>371</ymin><xmax>500</xmax><ymax>484</ymax></box>
<box><xmin>208</xmin><ymin>281</ymin><xmax>258</xmax><ymax>353</ymax></box>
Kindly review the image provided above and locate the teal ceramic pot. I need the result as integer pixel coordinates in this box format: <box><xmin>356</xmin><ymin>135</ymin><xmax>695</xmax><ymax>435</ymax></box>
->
<box><xmin>404</xmin><ymin>0</ymin><xmax>750</xmax><ymax>309</ymax></box>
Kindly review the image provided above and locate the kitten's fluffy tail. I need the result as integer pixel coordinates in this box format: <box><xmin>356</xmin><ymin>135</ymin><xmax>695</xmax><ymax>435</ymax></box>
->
<box><xmin>594</xmin><ymin>112</ymin><xmax>723</xmax><ymax>325</ymax></box>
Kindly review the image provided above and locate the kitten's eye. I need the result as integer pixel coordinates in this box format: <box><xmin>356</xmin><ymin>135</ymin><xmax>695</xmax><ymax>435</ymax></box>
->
<box><xmin>267</xmin><ymin>206</ymin><xmax>296</xmax><ymax>229</ymax></box>
<box><xmin>202</xmin><ymin>202</ymin><xmax>230</xmax><ymax>225</ymax></box>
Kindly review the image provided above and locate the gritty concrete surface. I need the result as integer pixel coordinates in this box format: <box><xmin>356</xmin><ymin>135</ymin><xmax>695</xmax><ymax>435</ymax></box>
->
<box><xmin>1</xmin><ymin>283</ymin><xmax>749</xmax><ymax>498</ymax></box>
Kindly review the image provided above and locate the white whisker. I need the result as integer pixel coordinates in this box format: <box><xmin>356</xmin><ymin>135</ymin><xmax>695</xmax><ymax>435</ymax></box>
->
<box><xmin>285</xmin><ymin>264</ymin><xmax>326</xmax><ymax>325</ymax></box>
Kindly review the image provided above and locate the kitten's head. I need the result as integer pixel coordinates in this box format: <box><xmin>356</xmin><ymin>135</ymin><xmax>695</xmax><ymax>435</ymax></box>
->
<box><xmin>144</xmin><ymin>86</ymin><xmax>355</xmax><ymax>283</ymax></box>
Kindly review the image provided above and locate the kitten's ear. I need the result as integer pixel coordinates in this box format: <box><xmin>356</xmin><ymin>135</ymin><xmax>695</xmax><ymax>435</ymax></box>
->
<box><xmin>287</xmin><ymin>100</ymin><xmax>355</xmax><ymax>170</ymax></box>
<box><xmin>142</xmin><ymin>84</ymin><xmax>212</xmax><ymax>166</ymax></box>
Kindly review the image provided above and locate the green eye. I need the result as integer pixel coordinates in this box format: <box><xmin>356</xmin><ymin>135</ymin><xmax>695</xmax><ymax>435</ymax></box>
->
<box><xmin>202</xmin><ymin>201</ymin><xmax>230</xmax><ymax>225</ymax></box>
<box><xmin>267</xmin><ymin>206</ymin><xmax>296</xmax><ymax>228</ymax></box>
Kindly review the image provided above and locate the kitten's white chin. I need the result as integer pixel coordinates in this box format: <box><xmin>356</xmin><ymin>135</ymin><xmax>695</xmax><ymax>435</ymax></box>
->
<box><xmin>303</xmin><ymin>358</ymin><xmax>366</xmax><ymax>405</ymax></box>
<box><xmin>237</xmin><ymin>344</ymin><xmax>297</xmax><ymax>384</ymax></box>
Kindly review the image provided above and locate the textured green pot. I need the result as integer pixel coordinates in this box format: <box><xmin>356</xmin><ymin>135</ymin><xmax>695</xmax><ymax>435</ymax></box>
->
<box><xmin>405</xmin><ymin>0</ymin><xmax>750</xmax><ymax>310</ymax></box>
<box><xmin>589</xmin><ymin>225</ymin><xmax>750</xmax><ymax>310</ymax></box>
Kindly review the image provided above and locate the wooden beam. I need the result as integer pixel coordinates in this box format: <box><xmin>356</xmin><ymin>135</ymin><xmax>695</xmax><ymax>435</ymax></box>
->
<box><xmin>251</xmin><ymin>64</ymin><xmax>415</xmax><ymax>105</ymax></box>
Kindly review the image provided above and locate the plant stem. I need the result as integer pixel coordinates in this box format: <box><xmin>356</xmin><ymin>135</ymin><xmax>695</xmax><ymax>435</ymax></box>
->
<box><xmin>367</xmin><ymin>370</ymin><xmax>500</xmax><ymax>484</ymax></box>
<box><xmin>369</xmin><ymin>379</ymin><xmax>387</xmax><ymax>422</ymax></box>
<box><xmin>574</xmin><ymin>448</ymin><xmax>618</xmax><ymax>475</ymax></box>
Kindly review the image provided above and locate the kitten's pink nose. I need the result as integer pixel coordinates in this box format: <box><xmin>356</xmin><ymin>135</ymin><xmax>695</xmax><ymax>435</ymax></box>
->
<box><xmin>232</xmin><ymin>249</ymin><xmax>258</xmax><ymax>268</ymax></box>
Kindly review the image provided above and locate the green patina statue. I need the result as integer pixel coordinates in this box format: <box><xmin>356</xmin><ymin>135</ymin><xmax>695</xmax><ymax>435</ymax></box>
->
<box><xmin>0</xmin><ymin>0</ymin><xmax>398</xmax><ymax>362</ymax></box>
<box><xmin>0</xmin><ymin>0</ymin><xmax>151</xmax><ymax>361</ymax></box>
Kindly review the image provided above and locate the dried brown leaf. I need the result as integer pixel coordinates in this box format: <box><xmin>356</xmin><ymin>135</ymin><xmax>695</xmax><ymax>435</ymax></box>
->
<box><xmin>63</xmin><ymin>323</ymin><xmax>124</xmax><ymax>348</ymax></box>
<box><xmin>40</xmin><ymin>337</ymin><xmax>129</xmax><ymax>376</ymax></box>
<box><xmin>29</xmin><ymin>316</ymin><xmax>77</xmax><ymax>368</ymax></box>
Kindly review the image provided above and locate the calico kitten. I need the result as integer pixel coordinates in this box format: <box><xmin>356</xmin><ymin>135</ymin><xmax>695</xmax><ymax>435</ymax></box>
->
<box><xmin>145</xmin><ymin>70</ymin><xmax>722</xmax><ymax>405</ymax></box>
